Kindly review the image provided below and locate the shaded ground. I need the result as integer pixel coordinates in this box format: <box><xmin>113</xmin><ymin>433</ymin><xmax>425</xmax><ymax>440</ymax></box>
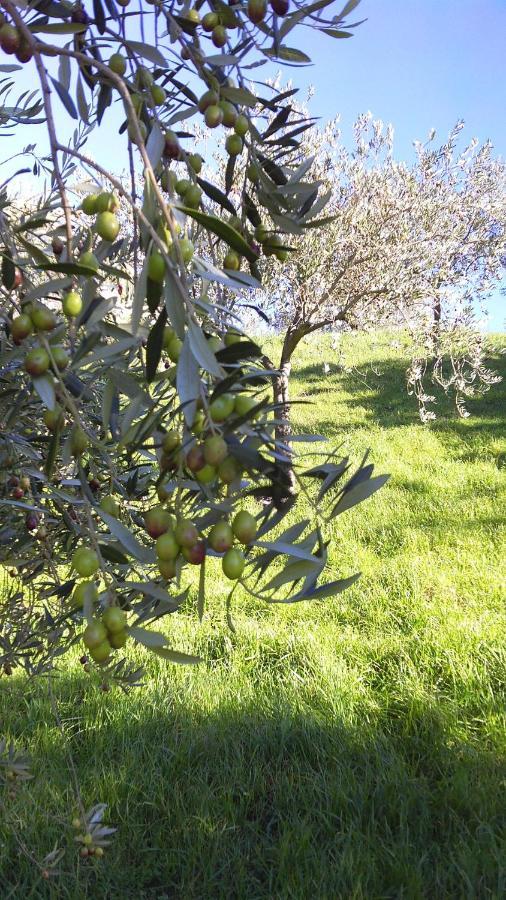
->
<box><xmin>1</xmin><ymin>331</ymin><xmax>505</xmax><ymax>899</ymax></box>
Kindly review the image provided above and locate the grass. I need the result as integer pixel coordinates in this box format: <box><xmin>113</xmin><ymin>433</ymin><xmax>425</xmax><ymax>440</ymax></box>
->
<box><xmin>1</xmin><ymin>331</ymin><xmax>505</xmax><ymax>899</ymax></box>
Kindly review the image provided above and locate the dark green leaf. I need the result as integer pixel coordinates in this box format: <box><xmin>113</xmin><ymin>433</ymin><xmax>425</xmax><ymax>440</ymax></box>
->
<box><xmin>262</xmin><ymin>105</ymin><xmax>291</xmax><ymax>139</ymax></box>
<box><xmin>1</xmin><ymin>255</ymin><xmax>15</xmax><ymax>290</ymax></box>
<box><xmin>178</xmin><ymin>207</ymin><xmax>259</xmax><ymax>263</ymax></box>
<box><xmin>29</xmin><ymin>22</ymin><xmax>87</xmax><ymax>34</ymax></box>
<box><xmin>283</xmin><ymin>573</ymin><xmax>361</xmax><ymax>603</ymax></box>
<box><xmin>244</xmin><ymin>192</ymin><xmax>262</xmax><ymax>228</ymax></box>
<box><xmin>338</xmin><ymin>0</ymin><xmax>362</xmax><ymax>16</ymax></box>
<box><xmin>331</xmin><ymin>474</ymin><xmax>389</xmax><ymax>518</ymax></box>
<box><xmin>44</xmin><ymin>428</ymin><xmax>60</xmax><ymax>479</ymax></box>
<box><xmin>76</xmin><ymin>73</ymin><xmax>89</xmax><ymax>124</ymax></box>
<box><xmin>146</xmin><ymin>308</ymin><xmax>167</xmax><ymax>383</ymax></box>
<box><xmin>256</xmin><ymin>152</ymin><xmax>288</xmax><ymax>185</ymax></box>
<box><xmin>96</xmin><ymin>83</ymin><xmax>112</xmax><ymax>125</ymax></box>
<box><xmin>225</xmin><ymin>155</ymin><xmax>235</xmax><ymax>196</ymax></box>
<box><xmin>35</xmin><ymin>261</ymin><xmax>100</xmax><ymax>277</ymax></box>
<box><xmin>93</xmin><ymin>0</ymin><xmax>106</xmax><ymax>33</ymax></box>
<box><xmin>196</xmin><ymin>177</ymin><xmax>236</xmax><ymax>216</ymax></box>
<box><xmin>50</xmin><ymin>76</ymin><xmax>78</xmax><ymax>119</ymax></box>
<box><xmin>146</xmin><ymin>276</ymin><xmax>162</xmax><ymax>315</ymax></box>
<box><xmin>216</xmin><ymin>340</ymin><xmax>262</xmax><ymax>364</ymax></box>
<box><xmin>99</xmin><ymin>543</ymin><xmax>129</xmax><ymax>564</ymax></box>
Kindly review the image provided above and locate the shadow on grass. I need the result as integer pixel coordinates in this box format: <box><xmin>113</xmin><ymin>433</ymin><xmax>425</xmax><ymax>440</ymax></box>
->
<box><xmin>1</xmin><ymin>676</ymin><xmax>505</xmax><ymax>899</ymax></box>
<box><xmin>291</xmin><ymin>349</ymin><xmax>506</xmax><ymax>446</ymax></box>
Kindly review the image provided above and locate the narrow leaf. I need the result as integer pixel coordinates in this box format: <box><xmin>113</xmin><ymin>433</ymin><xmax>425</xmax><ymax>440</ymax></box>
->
<box><xmin>176</xmin><ymin>334</ymin><xmax>200</xmax><ymax>426</ymax></box>
<box><xmin>196</xmin><ymin>177</ymin><xmax>236</xmax><ymax>216</ymax></box>
<box><xmin>331</xmin><ymin>474</ymin><xmax>389</xmax><ymax>517</ymax></box>
<box><xmin>178</xmin><ymin>207</ymin><xmax>259</xmax><ymax>263</ymax></box>
<box><xmin>151</xmin><ymin>646</ymin><xmax>202</xmax><ymax>665</ymax></box>
<box><xmin>32</xmin><ymin>374</ymin><xmax>56</xmax><ymax>411</ymax></box>
<box><xmin>50</xmin><ymin>77</ymin><xmax>78</xmax><ymax>119</ymax></box>
<box><xmin>188</xmin><ymin>320</ymin><xmax>222</xmax><ymax>377</ymax></box>
<box><xmin>96</xmin><ymin>510</ymin><xmax>155</xmax><ymax>563</ymax></box>
<box><xmin>146</xmin><ymin>308</ymin><xmax>167</xmax><ymax>383</ymax></box>
<box><xmin>128</xmin><ymin>41</ymin><xmax>167</xmax><ymax>67</ymax></box>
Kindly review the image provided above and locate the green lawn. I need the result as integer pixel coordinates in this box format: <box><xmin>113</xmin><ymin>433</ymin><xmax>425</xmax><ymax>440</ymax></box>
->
<box><xmin>1</xmin><ymin>332</ymin><xmax>505</xmax><ymax>899</ymax></box>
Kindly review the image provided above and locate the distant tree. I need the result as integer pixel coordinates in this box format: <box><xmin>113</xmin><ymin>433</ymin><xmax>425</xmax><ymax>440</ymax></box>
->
<box><xmin>219</xmin><ymin>113</ymin><xmax>505</xmax><ymax>440</ymax></box>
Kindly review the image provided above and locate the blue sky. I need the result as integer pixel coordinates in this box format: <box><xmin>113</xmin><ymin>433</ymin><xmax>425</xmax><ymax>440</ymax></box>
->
<box><xmin>300</xmin><ymin>0</ymin><xmax>506</xmax><ymax>161</ymax></box>
<box><xmin>2</xmin><ymin>0</ymin><xmax>504</xmax><ymax>327</ymax></box>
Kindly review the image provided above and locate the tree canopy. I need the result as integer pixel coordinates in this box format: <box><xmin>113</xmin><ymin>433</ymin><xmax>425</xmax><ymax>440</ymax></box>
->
<box><xmin>233</xmin><ymin>111</ymin><xmax>505</xmax><ymax>422</ymax></box>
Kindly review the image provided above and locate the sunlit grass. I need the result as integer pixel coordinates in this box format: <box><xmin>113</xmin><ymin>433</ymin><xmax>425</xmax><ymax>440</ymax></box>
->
<box><xmin>1</xmin><ymin>331</ymin><xmax>505</xmax><ymax>898</ymax></box>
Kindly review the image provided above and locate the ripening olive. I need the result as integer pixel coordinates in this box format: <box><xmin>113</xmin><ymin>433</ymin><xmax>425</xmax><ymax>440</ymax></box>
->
<box><xmin>72</xmin><ymin>547</ymin><xmax>99</xmax><ymax>577</ymax></box>
<box><xmin>102</xmin><ymin>606</ymin><xmax>127</xmax><ymax>634</ymax></box>
<box><xmin>222</xmin><ymin>547</ymin><xmax>245</xmax><ymax>580</ymax></box>
<box><xmin>82</xmin><ymin>619</ymin><xmax>107</xmax><ymax>649</ymax></box>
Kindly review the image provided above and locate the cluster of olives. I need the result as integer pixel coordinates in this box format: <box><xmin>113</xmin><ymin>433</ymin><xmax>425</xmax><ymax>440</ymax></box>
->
<box><xmin>0</xmin><ymin>13</ymin><xmax>32</xmax><ymax>63</ymax></box>
<box><xmin>73</xmin><ymin>546</ymin><xmax>128</xmax><ymax>662</ymax></box>
<box><xmin>146</xmin><ymin>221</ymin><xmax>195</xmax><ymax>285</ymax></box>
<box><xmin>179</xmin><ymin>0</ymin><xmax>290</xmax><ymax>51</ymax></box>
<box><xmin>145</xmin><ymin>503</ymin><xmax>256</xmax><ymax>583</ymax></box>
<box><xmin>80</xmin><ymin>191</ymin><xmax>121</xmax><ymax>243</ymax></box>
<box><xmin>147</xmin><ymin>323</ymin><xmax>261</xmax><ymax>581</ymax></box>
<box><xmin>11</xmin><ymin>301</ymin><xmax>68</xmax><ymax>376</ymax></box>
<box><xmin>126</xmin><ymin>65</ymin><xmax>168</xmax><ymax>143</ymax></box>
<box><xmin>81</xmin><ymin>608</ymin><xmax>128</xmax><ymax>663</ymax></box>
<box><xmin>5</xmin><ymin>473</ymin><xmax>30</xmax><ymax>502</ymax></box>
<box><xmin>92</xmin><ymin>22</ymin><xmax>292</xmax><ymax>275</ymax></box>
<box><xmin>195</xmin><ymin>88</ymin><xmax>249</xmax><ymax>157</ymax></box>
<box><xmin>11</xmin><ymin>297</ymin><xmax>93</xmax><ymax>452</ymax></box>
<box><xmin>172</xmin><ymin>172</ymin><xmax>203</xmax><ymax>210</ymax></box>
<box><xmin>252</xmin><ymin>223</ymin><xmax>289</xmax><ymax>263</ymax></box>
<box><xmin>159</xmin><ymin>150</ymin><xmax>288</xmax><ymax>270</ymax></box>
<box><xmin>72</xmin><ymin>818</ymin><xmax>105</xmax><ymax>860</ymax></box>
<box><xmin>1</xmin><ymin>472</ymin><xmax>47</xmax><ymax>537</ymax></box>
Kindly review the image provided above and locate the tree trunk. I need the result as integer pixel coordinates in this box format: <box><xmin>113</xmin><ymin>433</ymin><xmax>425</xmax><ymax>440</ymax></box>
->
<box><xmin>272</xmin><ymin>359</ymin><xmax>296</xmax><ymax>494</ymax></box>
<box><xmin>273</xmin><ymin>360</ymin><xmax>292</xmax><ymax>444</ymax></box>
<box><xmin>266</xmin><ymin>324</ymin><xmax>312</xmax><ymax>494</ymax></box>
<box><xmin>262</xmin><ymin>319</ymin><xmax>337</xmax><ymax>496</ymax></box>
<box><xmin>431</xmin><ymin>297</ymin><xmax>442</xmax><ymax>355</ymax></box>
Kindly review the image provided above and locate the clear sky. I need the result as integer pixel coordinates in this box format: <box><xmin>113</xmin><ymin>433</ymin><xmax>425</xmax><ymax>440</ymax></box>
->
<box><xmin>299</xmin><ymin>0</ymin><xmax>506</xmax><ymax>161</ymax></box>
<box><xmin>2</xmin><ymin>0</ymin><xmax>505</xmax><ymax>326</ymax></box>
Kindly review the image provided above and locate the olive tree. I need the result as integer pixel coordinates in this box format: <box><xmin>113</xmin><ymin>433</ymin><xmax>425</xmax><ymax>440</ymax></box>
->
<box><xmin>0</xmin><ymin>0</ymin><xmax>391</xmax><ymax>864</ymax></box>
<box><xmin>220</xmin><ymin>112</ymin><xmax>505</xmax><ymax>435</ymax></box>
<box><xmin>0</xmin><ymin>0</ymin><xmax>389</xmax><ymax>704</ymax></box>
